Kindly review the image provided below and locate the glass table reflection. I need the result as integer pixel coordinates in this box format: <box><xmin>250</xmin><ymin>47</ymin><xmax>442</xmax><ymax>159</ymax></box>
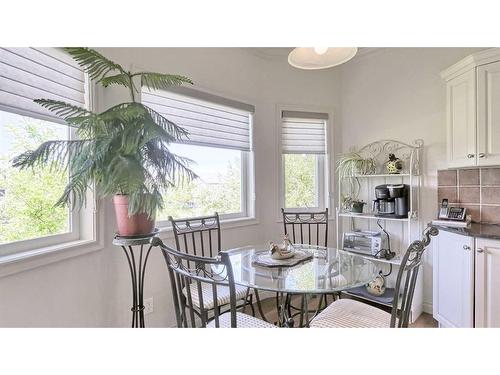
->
<box><xmin>224</xmin><ymin>244</ymin><xmax>379</xmax><ymax>327</ymax></box>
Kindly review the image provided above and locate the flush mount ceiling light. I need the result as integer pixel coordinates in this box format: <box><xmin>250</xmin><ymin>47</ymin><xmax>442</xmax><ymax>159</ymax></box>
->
<box><xmin>288</xmin><ymin>47</ymin><xmax>358</xmax><ymax>70</ymax></box>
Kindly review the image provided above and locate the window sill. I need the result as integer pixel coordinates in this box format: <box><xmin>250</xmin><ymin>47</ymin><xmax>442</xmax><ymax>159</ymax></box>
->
<box><xmin>157</xmin><ymin>216</ymin><xmax>259</xmax><ymax>239</ymax></box>
<box><xmin>0</xmin><ymin>238</ymin><xmax>104</xmax><ymax>278</ymax></box>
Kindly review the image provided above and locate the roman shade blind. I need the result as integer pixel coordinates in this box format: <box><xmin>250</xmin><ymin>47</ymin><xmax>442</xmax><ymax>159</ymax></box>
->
<box><xmin>142</xmin><ymin>86</ymin><xmax>254</xmax><ymax>151</ymax></box>
<box><xmin>0</xmin><ymin>48</ymin><xmax>86</xmax><ymax>123</ymax></box>
<box><xmin>281</xmin><ymin>110</ymin><xmax>328</xmax><ymax>154</ymax></box>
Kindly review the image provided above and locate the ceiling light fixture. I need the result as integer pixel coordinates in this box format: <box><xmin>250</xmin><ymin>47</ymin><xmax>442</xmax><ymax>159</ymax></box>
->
<box><xmin>313</xmin><ymin>47</ymin><xmax>329</xmax><ymax>55</ymax></box>
<box><xmin>288</xmin><ymin>47</ymin><xmax>358</xmax><ymax>70</ymax></box>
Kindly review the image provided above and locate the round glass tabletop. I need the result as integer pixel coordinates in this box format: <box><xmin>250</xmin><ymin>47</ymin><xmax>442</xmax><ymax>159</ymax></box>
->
<box><xmin>224</xmin><ymin>244</ymin><xmax>379</xmax><ymax>294</ymax></box>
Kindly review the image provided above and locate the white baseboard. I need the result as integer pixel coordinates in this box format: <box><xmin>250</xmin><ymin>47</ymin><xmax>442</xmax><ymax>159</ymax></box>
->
<box><xmin>423</xmin><ymin>302</ymin><xmax>433</xmax><ymax>314</ymax></box>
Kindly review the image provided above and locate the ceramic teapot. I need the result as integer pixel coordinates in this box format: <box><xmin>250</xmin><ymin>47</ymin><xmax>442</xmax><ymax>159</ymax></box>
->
<box><xmin>269</xmin><ymin>234</ymin><xmax>295</xmax><ymax>260</ymax></box>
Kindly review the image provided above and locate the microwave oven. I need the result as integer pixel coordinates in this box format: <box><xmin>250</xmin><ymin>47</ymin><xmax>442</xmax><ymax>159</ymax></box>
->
<box><xmin>342</xmin><ymin>230</ymin><xmax>388</xmax><ymax>257</ymax></box>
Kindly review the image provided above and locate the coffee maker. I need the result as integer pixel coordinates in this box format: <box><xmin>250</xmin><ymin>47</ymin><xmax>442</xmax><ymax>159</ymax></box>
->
<box><xmin>372</xmin><ymin>184</ymin><xmax>409</xmax><ymax>218</ymax></box>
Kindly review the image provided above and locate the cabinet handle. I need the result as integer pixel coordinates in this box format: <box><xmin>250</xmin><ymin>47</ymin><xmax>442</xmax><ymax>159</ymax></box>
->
<box><xmin>463</xmin><ymin>245</ymin><xmax>471</xmax><ymax>251</ymax></box>
<box><xmin>477</xmin><ymin>248</ymin><xmax>484</xmax><ymax>253</ymax></box>
<box><xmin>467</xmin><ymin>154</ymin><xmax>475</xmax><ymax>159</ymax></box>
<box><xmin>479</xmin><ymin>153</ymin><xmax>486</xmax><ymax>158</ymax></box>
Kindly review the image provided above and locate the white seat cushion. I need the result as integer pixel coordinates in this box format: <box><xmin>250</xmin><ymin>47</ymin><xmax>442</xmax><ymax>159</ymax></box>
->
<box><xmin>182</xmin><ymin>283</ymin><xmax>250</xmax><ymax>310</ymax></box>
<box><xmin>310</xmin><ymin>299</ymin><xmax>392</xmax><ymax>328</ymax></box>
<box><xmin>207</xmin><ymin>312</ymin><xmax>276</xmax><ymax>328</ymax></box>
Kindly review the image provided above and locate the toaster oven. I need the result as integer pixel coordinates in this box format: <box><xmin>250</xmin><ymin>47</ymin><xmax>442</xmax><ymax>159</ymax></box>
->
<box><xmin>342</xmin><ymin>230</ymin><xmax>388</xmax><ymax>257</ymax></box>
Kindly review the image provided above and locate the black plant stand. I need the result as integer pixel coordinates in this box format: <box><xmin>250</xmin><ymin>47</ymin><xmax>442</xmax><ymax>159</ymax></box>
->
<box><xmin>113</xmin><ymin>230</ymin><xmax>159</xmax><ymax>328</ymax></box>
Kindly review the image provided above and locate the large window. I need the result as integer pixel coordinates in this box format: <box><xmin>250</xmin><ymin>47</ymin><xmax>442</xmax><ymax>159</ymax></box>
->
<box><xmin>159</xmin><ymin>143</ymin><xmax>246</xmax><ymax>219</ymax></box>
<box><xmin>0</xmin><ymin>47</ymin><xmax>87</xmax><ymax>254</ymax></box>
<box><xmin>142</xmin><ymin>87</ymin><xmax>254</xmax><ymax>222</ymax></box>
<box><xmin>0</xmin><ymin>112</ymin><xmax>70</xmax><ymax>245</ymax></box>
<box><xmin>280</xmin><ymin>109</ymin><xmax>329</xmax><ymax>211</ymax></box>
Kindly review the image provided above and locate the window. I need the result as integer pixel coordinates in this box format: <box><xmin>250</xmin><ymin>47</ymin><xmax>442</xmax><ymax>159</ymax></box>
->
<box><xmin>0</xmin><ymin>112</ymin><xmax>70</xmax><ymax>245</ymax></box>
<box><xmin>142</xmin><ymin>87</ymin><xmax>254</xmax><ymax>222</ymax></box>
<box><xmin>280</xmin><ymin>109</ymin><xmax>329</xmax><ymax>211</ymax></box>
<box><xmin>0</xmin><ymin>48</ymin><xmax>88</xmax><ymax>255</ymax></box>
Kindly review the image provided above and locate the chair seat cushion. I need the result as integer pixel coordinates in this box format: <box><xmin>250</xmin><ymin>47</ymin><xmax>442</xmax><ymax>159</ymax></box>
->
<box><xmin>310</xmin><ymin>299</ymin><xmax>392</xmax><ymax>328</ymax></box>
<box><xmin>182</xmin><ymin>283</ymin><xmax>250</xmax><ymax>310</ymax></box>
<box><xmin>207</xmin><ymin>312</ymin><xmax>276</xmax><ymax>328</ymax></box>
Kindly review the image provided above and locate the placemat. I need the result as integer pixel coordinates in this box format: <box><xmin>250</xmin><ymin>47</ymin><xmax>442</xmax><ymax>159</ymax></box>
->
<box><xmin>252</xmin><ymin>249</ymin><xmax>313</xmax><ymax>268</ymax></box>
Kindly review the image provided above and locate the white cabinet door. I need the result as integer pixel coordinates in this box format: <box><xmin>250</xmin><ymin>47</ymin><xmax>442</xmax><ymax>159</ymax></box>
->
<box><xmin>433</xmin><ymin>231</ymin><xmax>474</xmax><ymax>327</ymax></box>
<box><xmin>475</xmin><ymin>238</ymin><xmax>500</xmax><ymax>327</ymax></box>
<box><xmin>477</xmin><ymin>61</ymin><xmax>500</xmax><ymax>166</ymax></box>
<box><xmin>446</xmin><ymin>70</ymin><xmax>477</xmax><ymax>168</ymax></box>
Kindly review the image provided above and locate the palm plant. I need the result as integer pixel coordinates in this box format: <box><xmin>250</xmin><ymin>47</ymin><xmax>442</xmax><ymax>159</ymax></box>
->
<box><xmin>12</xmin><ymin>47</ymin><xmax>197</xmax><ymax>223</ymax></box>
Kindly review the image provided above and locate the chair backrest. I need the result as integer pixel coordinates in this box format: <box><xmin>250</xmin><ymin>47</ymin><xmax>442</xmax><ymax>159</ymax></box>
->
<box><xmin>281</xmin><ymin>208</ymin><xmax>329</xmax><ymax>247</ymax></box>
<box><xmin>169</xmin><ymin>213</ymin><xmax>221</xmax><ymax>258</ymax></box>
<box><xmin>152</xmin><ymin>237</ymin><xmax>237</xmax><ymax>328</ymax></box>
<box><xmin>390</xmin><ymin>225</ymin><xmax>439</xmax><ymax>327</ymax></box>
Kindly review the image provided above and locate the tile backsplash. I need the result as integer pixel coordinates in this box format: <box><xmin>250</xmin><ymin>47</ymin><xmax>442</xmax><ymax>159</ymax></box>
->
<box><xmin>438</xmin><ymin>167</ymin><xmax>500</xmax><ymax>224</ymax></box>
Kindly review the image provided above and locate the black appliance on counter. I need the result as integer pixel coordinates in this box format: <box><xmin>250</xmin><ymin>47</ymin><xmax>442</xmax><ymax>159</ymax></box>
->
<box><xmin>372</xmin><ymin>184</ymin><xmax>409</xmax><ymax>218</ymax></box>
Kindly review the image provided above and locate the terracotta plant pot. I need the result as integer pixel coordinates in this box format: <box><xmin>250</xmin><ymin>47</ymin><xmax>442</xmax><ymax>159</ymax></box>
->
<box><xmin>112</xmin><ymin>195</ymin><xmax>155</xmax><ymax>236</ymax></box>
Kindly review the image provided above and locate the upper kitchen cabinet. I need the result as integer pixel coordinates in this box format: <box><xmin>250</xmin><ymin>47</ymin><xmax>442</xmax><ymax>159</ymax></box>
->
<box><xmin>442</xmin><ymin>48</ymin><xmax>500</xmax><ymax>168</ymax></box>
<box><xmin>477</xmin><ymin>61</ymin><xmax>500</xmax><ymax>166</ymax></box>
<box><xmin>445</xmin><ymin>69</ymin><xmax>476</xmax><ymax>167</ymax></box>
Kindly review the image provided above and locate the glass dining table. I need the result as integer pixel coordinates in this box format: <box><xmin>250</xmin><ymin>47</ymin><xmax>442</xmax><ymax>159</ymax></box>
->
<box><xmin>224</xmin><ymin>244</ymin><xmax>379</xmax><ymax>327</ymax></box>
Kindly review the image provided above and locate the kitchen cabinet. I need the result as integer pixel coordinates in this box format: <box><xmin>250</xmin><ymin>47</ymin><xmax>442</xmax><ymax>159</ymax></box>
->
<box><xmin>433</xmin><ymin>227</ymin><xmax>500</xmax><ymax>328</ymax></box>
<box><xmin>475</xmin><ymin>238</ymin><xmax>500</xmax><ymax>327</ymax></box>
<box><xmin>445</xmin><ymin>70</ymin><xmax>476</xmax><ymax>168</ymax></box>
<box><xmin>477</xmin><ymin>61</ymin><xmax>500</xmax><ymax>166</ymax></box>
<box><xmin>442</xmin><ymin>48</ymin><xmax>500</xmax><ymax>168</ymax></box>
<box><xmin>433</xmin><ymin>230</ymin><xmax>474</xmax><ymax>328</ymax></box>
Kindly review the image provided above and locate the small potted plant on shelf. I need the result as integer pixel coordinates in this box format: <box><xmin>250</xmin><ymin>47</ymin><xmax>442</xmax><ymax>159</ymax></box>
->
<box><xmin>12</xmin><ymin>47</ymin><xmax>197</xmax><ymax>237</ymax></box>
<box><xmin>341</xmin><ymin>195</ymin><xmax>366</xmax><ymax>213</ymax></box>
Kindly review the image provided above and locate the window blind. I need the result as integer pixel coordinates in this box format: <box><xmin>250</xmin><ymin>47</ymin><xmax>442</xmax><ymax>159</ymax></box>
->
<box><xmin>0</xmin><ymin>47</ymin><xmax>86</xmax><ymax>123</ymax></box>
<box><xmin>281</xmin><ymin>110</ymin><xmax>328</xmax><ymax>154</ymax></box>
<box><xmin>142</xmin><ymin>87</ymin><xmax>253</xmax><ymax>152</ymax></box>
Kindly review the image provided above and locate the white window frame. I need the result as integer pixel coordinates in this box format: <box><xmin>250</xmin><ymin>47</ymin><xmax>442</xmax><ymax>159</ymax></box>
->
<box><xmin>276</xmin><ymin>104</ymin><xmax>334</xmax><ymax>220</ymax></box>
<box><xmin>0</xmin><ymin>73</ymin><xmax>102</xmax><ymax>264</ymax></box>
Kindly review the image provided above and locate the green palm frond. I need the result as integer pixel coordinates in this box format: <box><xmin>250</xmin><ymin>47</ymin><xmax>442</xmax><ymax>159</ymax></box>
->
<box><xmin>143</xmin><ymin>140</ymin><xmax>197</xmax><ymax>188</ymax></box>
<box><xmin>12</xmin><ymin>140</ymin><xmax>88</xmax><ymax>171</ymax></box>
<box><xmin>64</xmin><ymin>47</ymin><xmax>125</xmax><ymax>81</ymax></box>
<box><xmin>104</xmin><ymin>155</ymin><xmax>145</xmax><ymax>195</ymax></box>
<box><xmin>143</xmin><ymin>104</ymin><xmax>189</xmax><ymax>140</ymax></box>
<box><xmin>99</xmin><ymin>73</ymin><xmax>132</xmax><ymax>89</ymax></box>
<box><xmin>128</xmin><ymin>189</ymin><xmax>163</xmax><ymax>218</ymax></box>
<box><xmin>35</xmin><ymin>99</ymin><xmax>102</xmax><ymax>138</ymax></box>
<box><xmin>136</xmin><ymin>72</ymin><xmax>193</xmax><ymax>91</ymax></box>
<box><xmin>34</xmin><ymin>99</ymin><xmax>92</xmax><ymax>121</ymax></box>
<box><xmin>55</xmin><ymin>169</ymin><xmax>91</xmax><ymax>209</ymax></box>
<box><xmin>98</xmin><ymin>102</ymin><xmax>142</xmax><ymax>123</ymax></box>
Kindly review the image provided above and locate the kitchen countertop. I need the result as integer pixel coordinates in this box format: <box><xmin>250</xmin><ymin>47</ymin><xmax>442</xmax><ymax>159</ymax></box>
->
<box><xmin>436</xmin><ymin>222</ymin><xmax>500</xmax><ymax>240</ymax></box>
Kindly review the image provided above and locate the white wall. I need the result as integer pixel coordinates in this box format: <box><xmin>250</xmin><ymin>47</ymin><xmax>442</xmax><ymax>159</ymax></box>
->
<box><xmin>339</xmin><ymin>48</ymin><xmax>485</xmax><ymax>312</ymax></box>
<box><xmin>0</xmin><ymin>48</ymin><xmax>340</xmax><ymax>327</ymax></box>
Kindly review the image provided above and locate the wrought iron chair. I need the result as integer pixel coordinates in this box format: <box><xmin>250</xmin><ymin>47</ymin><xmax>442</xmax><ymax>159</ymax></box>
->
<box><xmin>310</xmin><ymin>225</ymin><xmax>439</xmax><ymax>328</ymax></box>
<box><xmin>281</xmin><ymin>208</ymin><xmax>333</xmax><ymax>326</ymax></box>
<box><xmin>168</xmin><ymin>213</ymin><xmax>265</xmax><ymax>319</ymax></box>
<box><xmin>154</xmin><ymin>237</ymin><xmax>275</xmax><ymax>328</ymax></box>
